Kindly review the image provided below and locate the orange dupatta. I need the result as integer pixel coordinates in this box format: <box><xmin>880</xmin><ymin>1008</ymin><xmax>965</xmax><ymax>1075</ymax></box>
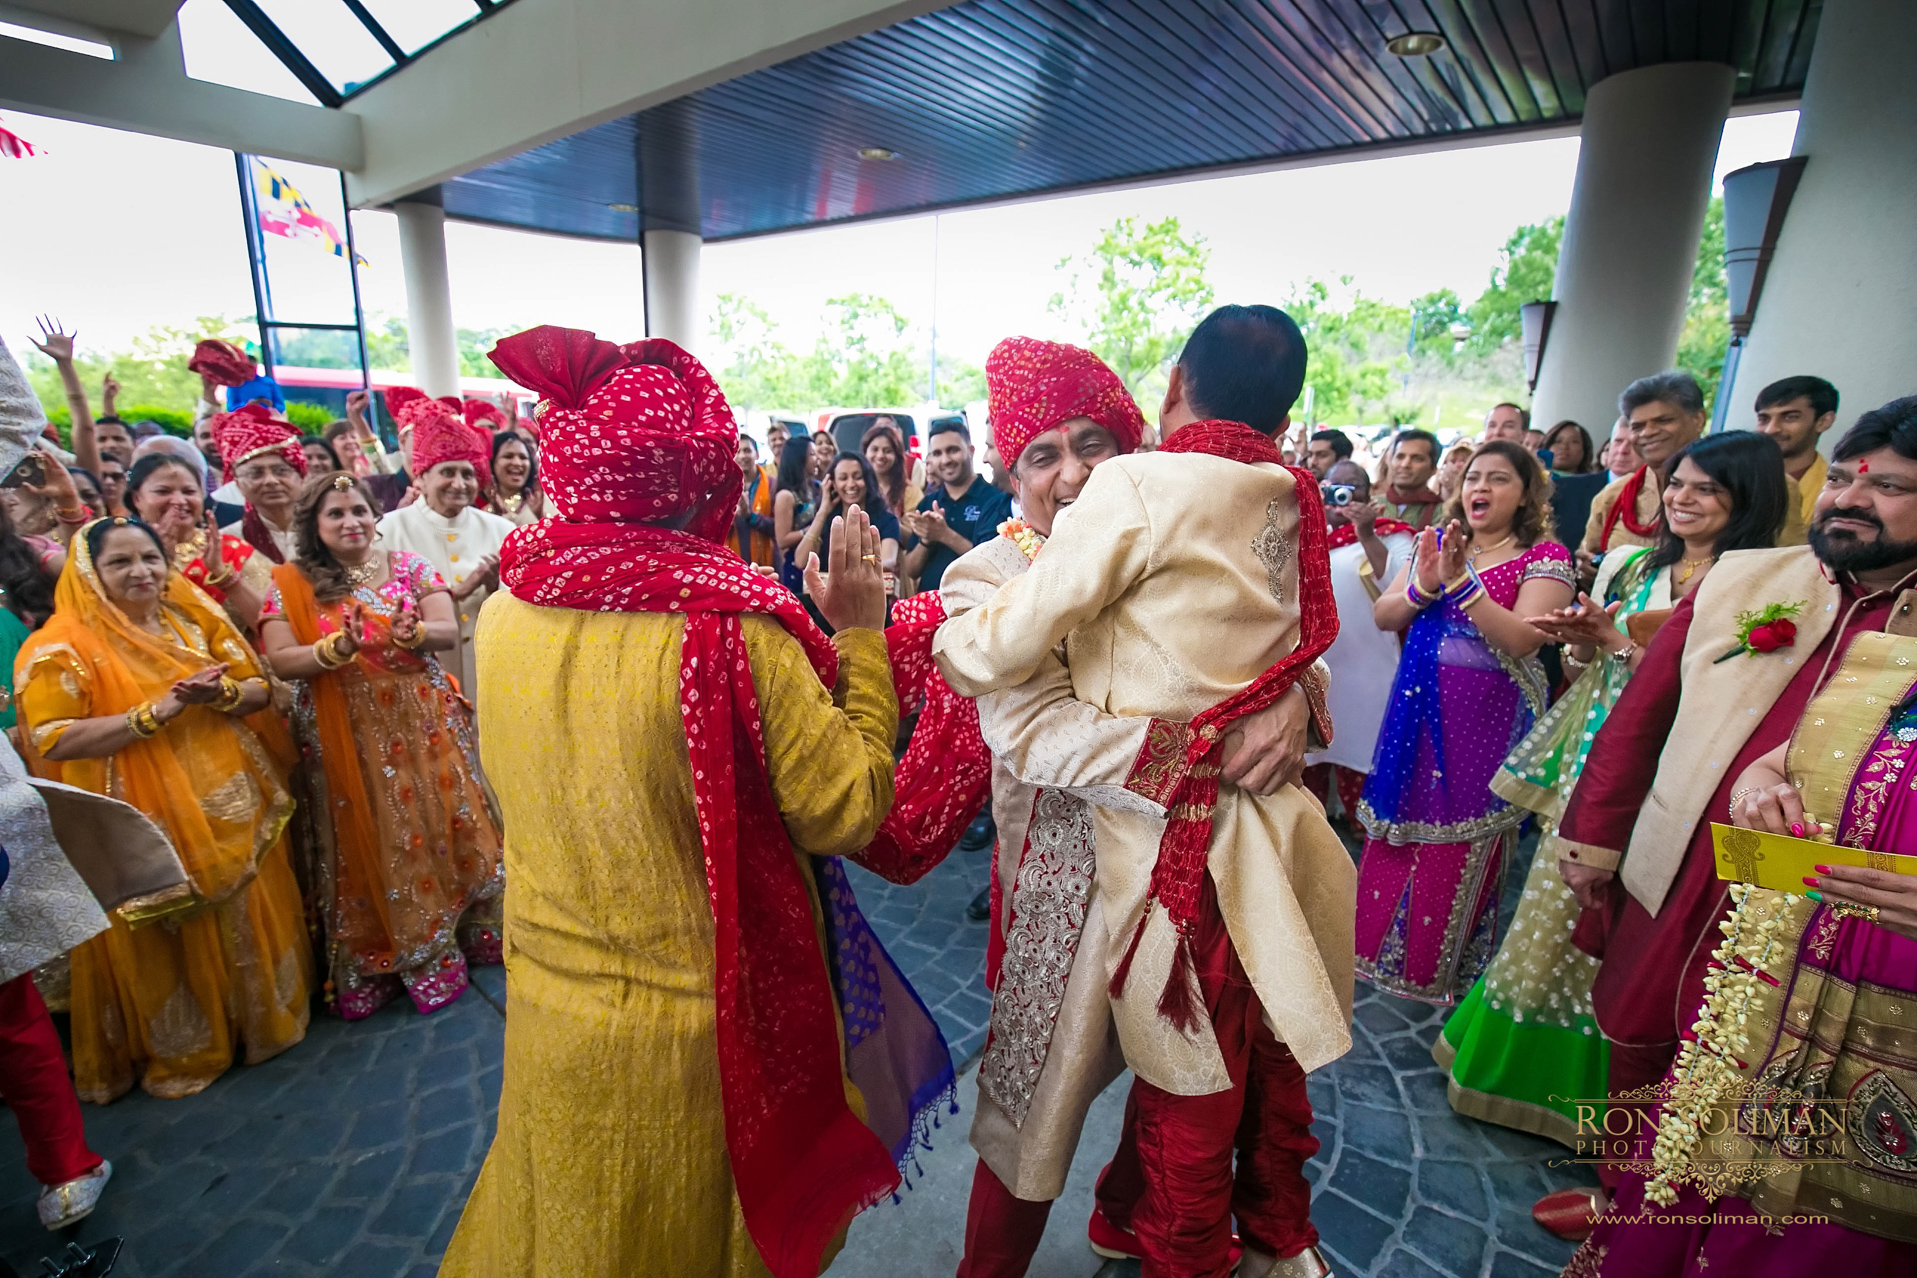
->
<box><xmin>14</xmin><ymin>523</ymin><xmax>293</xmax><ymax>907</ymax></box>
<box><xmin>267</xmin><ymin>562</ymin><xmax>407</xmax><ymax>968</ymax></box>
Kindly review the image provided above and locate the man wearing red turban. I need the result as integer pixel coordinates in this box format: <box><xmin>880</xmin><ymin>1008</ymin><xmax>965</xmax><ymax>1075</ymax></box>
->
<box><xmin>374</xmin><ymin>398</ymin><xmax>512</xmax><ymax>703</ymax></box>
<box><xmin>935</xmin><ymin>311</ymin><xmax>1348</xmax><ymax>1278</ymax></box>
<box><xmin>440</xmin><ymin>326</ymin><xmax>934</xmax><ymax>1278</ymax></box>
<box><xmin>211</xmin><ymin>403</ymin><xmax>306</xmax><ymax>563</ymax></box>
<box><xmin>861</xmin><ymin>337</ymin><xmax>1327</xmax><ymax>1275</ymax></box>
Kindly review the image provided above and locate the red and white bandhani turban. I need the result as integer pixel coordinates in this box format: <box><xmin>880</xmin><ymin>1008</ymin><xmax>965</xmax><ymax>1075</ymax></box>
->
<box><xmin>984</xmin><ymin>336</ymin><xmax>1146</xmax><ymax>469</ymax></box>
<box><xmin>384</xmin><ymin>387</ymin><xmax>461</xmax><ymax>427</ymax></box>
<box><xmin>463</xmin><ymin>398</ymin><xmax>509</xmax><ymax>432</ymax></box>
<box><xmin>187</xmin><ymin>339</ymin><xmax>257</xmax><ymax>388</ymax></box>
<box><xmin>211</xmin><ymin>403</ymin><xmax>307</xmax><ymax>485</ymax></box>
<box><xmin>403</xmin><ymin>398</ymin><xmax>492</xmax><ymax>487</ymax></box>
<box><xmin>488</xmin><ymin>325</ymin><xmax>738</xmax><ymax>541</ymax></box>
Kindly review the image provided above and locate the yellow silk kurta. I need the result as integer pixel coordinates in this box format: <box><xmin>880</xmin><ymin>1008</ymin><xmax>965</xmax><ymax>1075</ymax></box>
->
<box><xmin>441</xmin><ymin>596</ymin><xmax>898</xmax><ymax>1278</ymax></box>
<box><xmin>934</xmin><ymin>451</ymin><xmax>1356</xmax><ymax>1093</ymax></box>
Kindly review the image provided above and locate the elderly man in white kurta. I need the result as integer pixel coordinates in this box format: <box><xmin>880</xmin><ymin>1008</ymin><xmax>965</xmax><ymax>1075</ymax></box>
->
<box><xmin>936</xmin><ymin>305</ymin><xmax>1352</xmax><ymax>1278</ymax></box>
<box><xmin>374</xmin><ymin>400</ymin><xmax>514</xmax><ymax>704</ymax></box>
<box><xmin>1303</xmin><ymin>459</ymin><xmax>1416</xmax><ymax>823</ymax></box>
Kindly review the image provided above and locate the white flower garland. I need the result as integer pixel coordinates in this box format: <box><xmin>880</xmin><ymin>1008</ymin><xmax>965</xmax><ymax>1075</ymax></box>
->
<box><xmin>998</xmin><ymin>517</ymin><xmax>1044</xmax><ymax>563</ymax></box>
<box><xmin>1643</xmin><ymin>882</ymin><xmax>1793</xmax><ymax>1205</ymax></box>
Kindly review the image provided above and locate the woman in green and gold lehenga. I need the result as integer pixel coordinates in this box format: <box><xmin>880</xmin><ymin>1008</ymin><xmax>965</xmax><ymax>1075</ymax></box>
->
<box><xmin>1436</xmin><ymin>432</ymin><xmax>1789</xmax><ymax>1145</ymax></box>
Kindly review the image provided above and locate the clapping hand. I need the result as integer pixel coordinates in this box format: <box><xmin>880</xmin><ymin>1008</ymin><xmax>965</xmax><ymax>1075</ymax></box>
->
<box><xmin>30</xmin><ymin>316</ymin><xmax>75</xmax><ymax>363</ymax></box>
<box><xmin>1413</xmin><ymin>520</ymin><xmax>1466</xmax><ymax>596</ymax></box>
<box><xmin>169</xmin><ymin>663</ymin><xmax>231</xmax><ymax>706</ymax></box>
<box><xmin>334</xmin><ymin>604</ymin><xmax>368</xmax><ymax>659</ymax></box>
<box><xmin>1527</xmin><ymin>592</ymin><xmax>1625</xmax><ymax>651</ymax></box>
<box><xmin>391</xmin><ymin>597</ymin><xmax>423</xmax><ymax>649</ymax></box>
<box><xmin>915</xmin><ymin>503</ymin><xmax>952</xmax><ymax>547</ymax></box>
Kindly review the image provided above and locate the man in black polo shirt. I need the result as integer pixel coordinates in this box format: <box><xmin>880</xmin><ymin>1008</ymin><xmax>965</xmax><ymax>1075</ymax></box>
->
<box><xmin>903</xmin><ymin>419</ymin><xmax>1014</xmax><ymax>595</ymax></box>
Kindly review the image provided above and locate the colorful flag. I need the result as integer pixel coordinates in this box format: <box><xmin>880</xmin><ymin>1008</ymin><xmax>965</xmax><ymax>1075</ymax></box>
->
<box><xmin>253</xmin><ymin>160</ymin><xmax>369</xmax><ymax>266</ymax></box>
<box><xmin>0</xmin><ymin>118</ymin><xmax>36</xmax><ymax>159</ymax></box>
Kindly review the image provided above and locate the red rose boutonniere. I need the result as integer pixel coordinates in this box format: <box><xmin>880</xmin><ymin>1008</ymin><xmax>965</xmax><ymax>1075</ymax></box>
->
<box><xmin>1714</xmin><ymin>601</ymin><xmax>1805</xmax><ymax>663</ymax></box>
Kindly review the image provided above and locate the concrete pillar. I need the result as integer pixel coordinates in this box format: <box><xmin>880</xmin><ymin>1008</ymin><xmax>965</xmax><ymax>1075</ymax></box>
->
<box><xmin>638</xmin><ymin>100</ymin><xmax>703</xmax><ymax>353</ymax></box>
<box><xmin>1724</xmin><ymin>0</ymin><xmax>1917</xmax><ymax>437</ymax></box>
<box><xmin>394</xmin><ymin>194</ymin><xmax>460</xmax><ymax>398</ymax></box>
<box><xmin>1530</xmin><ymin>62</ymin><xmax>1736</xmax><ymax>433</ymax></box>
<box><xmin>643</xmin><ymin>229</ymin><xmax>702</xmax><ymax>352</ymax></box>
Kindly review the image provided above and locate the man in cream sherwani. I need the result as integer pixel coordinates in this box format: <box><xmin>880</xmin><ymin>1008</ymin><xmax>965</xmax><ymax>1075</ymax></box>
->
<box><xmin>936</xmin><ymin>304</ymin><xmax>1353</xmax><ymax>1278</ymax></box>
<box><xmin>938</xmin><ymin>338</ymin><xmax>1332</xmax><ymax>1277</ymax></box>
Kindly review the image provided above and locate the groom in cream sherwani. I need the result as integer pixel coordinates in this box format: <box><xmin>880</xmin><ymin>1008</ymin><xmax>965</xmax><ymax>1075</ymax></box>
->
<box><xmin>935</xmin><ymin>304</ymin><xmax>1352</xmax><ymax>1278</ymax></box>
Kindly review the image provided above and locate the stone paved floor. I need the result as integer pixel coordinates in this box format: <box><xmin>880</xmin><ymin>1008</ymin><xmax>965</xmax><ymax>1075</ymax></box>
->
<box><xmin>0</xmin><ymin>833</ymin><xmax>1597</xmax><ymax>1277</ymax></box>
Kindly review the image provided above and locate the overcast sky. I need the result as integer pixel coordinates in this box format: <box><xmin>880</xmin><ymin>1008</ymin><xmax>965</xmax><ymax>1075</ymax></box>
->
<box><xmin>0</xmin><ymin>105</ymin><xmax>1798</xmax><ymax>375</ymax></box>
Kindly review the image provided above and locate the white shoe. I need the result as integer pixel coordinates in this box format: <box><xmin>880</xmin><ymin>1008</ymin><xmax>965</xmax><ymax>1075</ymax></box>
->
<box><xmin>37</xmin><ymin>1159</ymin><xmax>111</xmax><ymax>1230</ymax></box>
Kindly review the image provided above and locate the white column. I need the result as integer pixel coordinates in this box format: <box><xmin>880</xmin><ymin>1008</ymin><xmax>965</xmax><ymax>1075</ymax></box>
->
<box><xmin>394</xmin><ymin>198</ymin><xmax>460</xmax><ymax>398</ymax></box>
<box><xmin>1530</xmin><ymin>62</ymin><xmax>1736</xmax><ymax>433</ymax></box>
<box><xmin>643</xmin><ymin>228</ymin><xmax>702</xmax><ymax>353</ymax></box>
<box><xmin>1724</xmin><ymin>0</ymin><xmax>1917</xmax><ymax>436</ymax></box>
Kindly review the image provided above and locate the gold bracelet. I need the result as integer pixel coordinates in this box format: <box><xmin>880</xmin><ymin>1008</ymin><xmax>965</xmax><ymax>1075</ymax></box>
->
<box><xmin>125</xmin><ymin>702</ymin><xmax>163</xmax><ymax>739</ymax></box>
<box><xmin>213</xmin><ymin>676</ymin><xmax>246</xmax><ymax>713</ymax></box>
<box><xmin>1727</xmin><ymin>786</ymin><xmax>1760</xmax><ymax>819</ymax></box>
<box><xmin>313</xmin><ymin>633</ymin><xmax>353</xmax><ymax>671</ymax></box>
<box><xmin>392</xmin><ymin>622</ymin><xmax>426</xmax><ymax>651</ymax></box>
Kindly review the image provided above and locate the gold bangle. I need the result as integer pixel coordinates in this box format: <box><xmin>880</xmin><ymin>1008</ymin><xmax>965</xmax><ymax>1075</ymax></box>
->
<box><xmin>213</xmin><ymin>676</ymin><xmax>245</xmax><ymax>713</ymax></box>
<box><xmin>313</xmin><ymin>632</ymin><xmax>352</xmax><ymax>671</ymax></box>
<box><xmin>125</xmin><ymin>702</ymin><xmax>162</xmax><ymax>739</ymax></box>
<box><xmin>392</xmin><ymin>622</ymin><xmax>426</xmax><ymax>651</ymax></box>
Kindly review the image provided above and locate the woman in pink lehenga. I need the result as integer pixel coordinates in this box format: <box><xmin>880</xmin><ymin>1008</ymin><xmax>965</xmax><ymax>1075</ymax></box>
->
<box><xmin>1356</xmin><ymin>441</ymin><xmax>1574</xmax><ymax>1003</ymax></box>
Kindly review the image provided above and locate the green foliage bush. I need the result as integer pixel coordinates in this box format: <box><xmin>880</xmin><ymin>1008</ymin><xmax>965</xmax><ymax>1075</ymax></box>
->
<box><xmin>283</xmin><ymin>402</ymin><xmax>338</xmax><ymax>431</ymax></box>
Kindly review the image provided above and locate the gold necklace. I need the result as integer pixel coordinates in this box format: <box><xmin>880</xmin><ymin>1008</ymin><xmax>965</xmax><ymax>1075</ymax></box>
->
<box><xmin>496</xmin><ymin>490</ymin><xmax>524</xmax><ymax>514</ymax></box>
<box><xmin>1675</xmin><ymin>554</ymin><xmax>1714</xmax><ymax>584</ymax></box>
<box><xmin>342</xmin><ymin>556</ymin><xmax>379</xmax><ymax>588</ymax></box>
<box><xmin>1468</xmin><ymin>534</ymin><xmax>1516</xmax><ymax>561</ymax></box>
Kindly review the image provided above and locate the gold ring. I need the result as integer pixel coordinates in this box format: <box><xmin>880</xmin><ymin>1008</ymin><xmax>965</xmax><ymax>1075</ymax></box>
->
<box><xmin>862</xmin><ymin>554</ymin><xmax>878</xmax><ymax>563</ymax></box>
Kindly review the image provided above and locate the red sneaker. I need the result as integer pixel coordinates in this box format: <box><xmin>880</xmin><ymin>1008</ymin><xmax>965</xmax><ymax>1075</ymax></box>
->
<box><xmin>1533</xmin><ymin>1187</ymin><xmax>1609</xmax><ymax>1242</ymax></box>
<box><xmin>1086</xmin><ymin>1206</ymin><xmax>1243</xmax><ymax>1266</ymax></box>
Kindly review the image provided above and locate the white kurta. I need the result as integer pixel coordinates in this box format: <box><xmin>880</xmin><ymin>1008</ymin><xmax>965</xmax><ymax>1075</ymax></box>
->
<box><xmin>375</xmin><ymin>501</ymin><xmax>515</xmax><ymax>703</ymax></box>
<box><xmin>1307</xmin><ymin>532</ymin><xmax>1415</xmax><ymax>774</ymax></box>
<box><xmin>220</xmin><ymin>511</ymin><xmax>298</xmax><ymax>562</ymax></box>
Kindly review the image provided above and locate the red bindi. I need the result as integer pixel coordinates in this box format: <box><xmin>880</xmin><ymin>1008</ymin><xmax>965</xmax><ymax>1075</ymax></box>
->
<box><xmin>1860</xmin><ymin>460</ymin><xmax>1871</xmax><ymax>472</ymax></box>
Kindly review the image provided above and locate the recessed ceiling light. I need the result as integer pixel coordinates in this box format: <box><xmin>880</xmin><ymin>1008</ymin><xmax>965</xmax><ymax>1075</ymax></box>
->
<box><xmin>857</xmin><ymin>147</ymin><xmax>899</xmax><ymax>162</ymax></box>
<box><xmin>1386</xmin><ymin>31</ymin><xmax>1446</xmax><ymax>57</ymax></box>
<box><xmin>607</xmin><ymin>202</ymin><xmax>639</xmax><ymax>213</ymax></box>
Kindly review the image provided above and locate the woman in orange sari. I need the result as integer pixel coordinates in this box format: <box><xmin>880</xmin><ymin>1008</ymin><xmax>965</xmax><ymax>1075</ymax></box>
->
<box><xmin>15</xmin><ymin>518</ymin><xmax>311</xmax><ymax>1102</ymax></box>
<box><xmin>258</xmin><ymin>473</ymin><xmax>502</xmax><ymax>1018</ymax></box>
<box><xmin>125</xmin><ymin>452</ymin><xmax>271</xmax><ymax>634</ymax></box>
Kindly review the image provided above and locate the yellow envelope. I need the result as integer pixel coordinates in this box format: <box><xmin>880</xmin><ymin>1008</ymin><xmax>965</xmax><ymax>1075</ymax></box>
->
<box><xmin>1711</xmin><ymin>822</ymin><xmax>1917</xmax><ymax>890</ymax></box>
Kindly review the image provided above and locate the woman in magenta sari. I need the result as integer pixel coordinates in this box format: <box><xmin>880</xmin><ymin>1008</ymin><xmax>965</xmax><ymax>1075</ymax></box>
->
<box><xmin>1357</xmin><ymin>441</ymin><xmax>1574</xmax><ymax>1002</ymax></box>
<box><xmin>1569</xmin><ymin>627</ymin><xmax>1917</xmax><ymax>1275</ymax></box>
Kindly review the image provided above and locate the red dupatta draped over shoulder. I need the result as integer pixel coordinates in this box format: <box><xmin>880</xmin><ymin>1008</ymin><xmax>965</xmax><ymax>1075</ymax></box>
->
<box><xmin>1108</xmin><ymin>419</ymin><xmax>1340</xmax><ymax>1029</ymax></box>
<box><xmin>487</xmin><ymin>326</ymin><xmax>897</xmax><ymax>1277</ymax></box>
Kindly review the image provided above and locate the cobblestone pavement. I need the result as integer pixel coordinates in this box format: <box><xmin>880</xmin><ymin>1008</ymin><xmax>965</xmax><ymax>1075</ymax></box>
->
<box><xmin>1</xmin><ymin>834</ymin><xmax>1596</xmax><ymax>1277</ymax></box>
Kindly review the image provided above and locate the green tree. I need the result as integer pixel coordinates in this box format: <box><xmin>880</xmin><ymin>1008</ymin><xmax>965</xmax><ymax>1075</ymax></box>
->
<box><xmin>1408</xmin><ymin>288</ymin><xmax>1469</xmax><ymax>359</ymax></box>
<box><xmin>1675</xmin><ymin>196</ymin><xmax>1730</xmax><ymax>407</ymax></box>
<box><xmin>1466</xmin><ymin>216</ymin><xmax>1563</xmax><ymax>353</ymax></box>
<box><xmin>1050</xmin><ymin>216</ymin><xmax>1213</xmax><ymax>402</ymax></box>
<box><xmin>1282</xmin><ymin>277</ymin><xmax>1410</xmax><ymax>425</ymax></box>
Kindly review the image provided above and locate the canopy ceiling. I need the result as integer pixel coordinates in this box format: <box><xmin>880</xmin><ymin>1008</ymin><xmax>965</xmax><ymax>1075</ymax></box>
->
<box><xmin>233</xmin><ymin>0</ymin><xmax>1819</xmax><ymax>242</ymax></box>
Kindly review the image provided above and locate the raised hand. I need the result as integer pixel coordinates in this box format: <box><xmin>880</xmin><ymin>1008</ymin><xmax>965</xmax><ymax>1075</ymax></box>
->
<box><xmin>391</xmin><ymin>596</ymin><xmax>422</xmax><ymax>648</ymax></box>
<box><xmin>101</xmin><ymin>372</ymin><xmax>121</xmax><ymax>411</ymax></box>
<box><xmin>807</xmin><ymin>503</ymin><xmax>886</xmax><ymax>632</ymax></box>
<box><xmin>30</xmin><ymin>316</ymin><xmax>75</xmax><ymax>363</ymax></box>
<box><xmin>1436</xmin><ymin>519</ymin><xmax>1468</xmax><ymax>583</ymax></box>
<box><xmin>1413</xmin><ymin>525</ymin><xmax>1444</xmax><ymax>596</ymax></box>
<box><xmin>335</xmin><ymin>604</ymin><xmax>367</xmax><ymax>658</ymax></box>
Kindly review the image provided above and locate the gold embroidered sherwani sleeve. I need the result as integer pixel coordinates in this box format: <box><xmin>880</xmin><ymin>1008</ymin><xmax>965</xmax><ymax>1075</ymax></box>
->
<box><xmin>933</xmin><ymin>463</ymin><xmax>1152</xmax><ymax>698</ymax></box>
<box><xmin>749</xmin><ymin>619</ymin><xmax>898</xmax><ymax>857</ymax></box>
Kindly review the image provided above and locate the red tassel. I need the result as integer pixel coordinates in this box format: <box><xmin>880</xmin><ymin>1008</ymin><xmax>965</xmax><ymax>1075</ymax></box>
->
<box><xmin>1108</xmin><ymin>907</ymin><xmax>1150</xmax><ymax>1001</ymax></box>
<box><xmin>1155</xmin><ymin>934</ymin><xmax>1202</xmax><ymax>1034</ymax></box>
